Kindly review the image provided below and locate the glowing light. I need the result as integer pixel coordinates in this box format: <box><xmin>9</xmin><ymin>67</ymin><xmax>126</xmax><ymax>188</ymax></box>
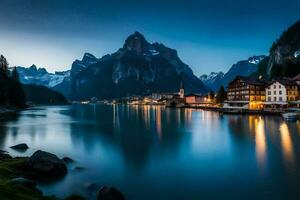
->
<box><xmin>156</xmin><ymin>106</ymin><xmax>162</xmax><ymax>140</ymax></box>
<box><xmin>255</xmin><ymin>117</ymin><xmax>266</xmax><ymax>169</ymax></box>
<box><xmin>279</xmin><ymin>122</ymin><xmax>294</xmax><ymax>163</ymax></box>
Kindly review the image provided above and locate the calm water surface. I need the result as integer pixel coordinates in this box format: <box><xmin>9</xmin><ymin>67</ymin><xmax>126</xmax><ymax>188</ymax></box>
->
<box><xmin>1</xmin><ymin>104</ymin><xmax>300</xmax><ymax>200</ymax></box>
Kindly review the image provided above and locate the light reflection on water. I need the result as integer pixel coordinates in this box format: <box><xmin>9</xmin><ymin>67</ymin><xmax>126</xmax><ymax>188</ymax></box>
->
<box><xmin>280</xmin><ymin>123</ymin><xmax>294</xmax><ymax>165</ymax></box>
<box><xmin>0</xmin><ymin>105</ymin><xmax>300</xmax><ymax>200</ymax></box>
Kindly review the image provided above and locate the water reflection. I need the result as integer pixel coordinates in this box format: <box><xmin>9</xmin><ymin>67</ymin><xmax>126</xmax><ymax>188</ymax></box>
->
<box><xmin>280</xmin><ymin>122</ymin><xmax>294</xmax><ymax>165</ymax></box>
<box><xmin>254</xmin><ymin>117</ymin><xmax>267</xmax><ymax>170</ymax></box>
<box><xmin>0</xmin><ymin>105</ymin><xmax>300</xmax><ymax>200</ymax></box>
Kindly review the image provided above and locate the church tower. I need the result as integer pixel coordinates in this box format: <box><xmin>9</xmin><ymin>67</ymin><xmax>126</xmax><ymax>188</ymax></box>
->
<box><xmin>179</xmin><ymin>80</ymin><xmax>185</xmax><ymax>99</ymax></box>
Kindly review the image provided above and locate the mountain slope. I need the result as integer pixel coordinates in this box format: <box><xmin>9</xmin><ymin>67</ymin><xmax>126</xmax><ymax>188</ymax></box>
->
<box><xmin>52</xmin><ymin>53</ymin><xmax>98</xmax><ymax>98</ymax></box>
<box><xmin>255</xmin><ymin>20</ymin><xmax>300</xmax><ymax>79</ymax></box>
<box><xmin>22</xmin><ymin>84</ymin><xmax>68</xmax><ymax>105</ymax></box>
<box><xmin>71</xmin><ymin>32</ymin><xmax>208</xmax><ymax>100</ymax></box>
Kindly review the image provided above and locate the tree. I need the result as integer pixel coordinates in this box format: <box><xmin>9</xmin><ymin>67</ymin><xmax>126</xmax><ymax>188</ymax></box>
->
<box><xmin>8</xmin><ymin>67</ymin><xmax>26</xmax><ymax>107</ymax></box>
<box><xmin>216</xmin><ymin>86</ymin><xmax>226</xmax><ymax>104</ymax></box>
<box><xmin>0</xmin><ymin>54</ymin><xmax>8</xmax><ymax>74</ymax></box>
<box><xmin>11</xmin><ymin>67</ymin><xmax>20</xmax><ymax>82</ymax></box>
<box><xmin>0</xmin><ymin>57</ymin><xmax>26</xmax><ymax>107</ymax></box>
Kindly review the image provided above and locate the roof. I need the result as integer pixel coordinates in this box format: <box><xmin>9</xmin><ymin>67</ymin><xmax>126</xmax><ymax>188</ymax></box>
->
<box><xmin>292</xmin><ymin>74</ymin><xmax>300</xmax><ymax>81</ymax></box>
<box><xmin>267</xmin><ymin>78</ymin><xmax>298</xmax><ymax>87</ymax></box>
<box><xmin>229</xmin><ymin>76</ymin><xmax>268</xmax><ymax>86</ymax></box>
<box><xmin>185</xmin><ymin>93</ymin><xmax>203</xmax><ymax>97</ymax></box>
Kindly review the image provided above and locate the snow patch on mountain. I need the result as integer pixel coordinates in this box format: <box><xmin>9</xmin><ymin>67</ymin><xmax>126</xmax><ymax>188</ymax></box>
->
<box><xmin>294</xmin><ymin>50</ymin><xmax>300</xmax><ymax>58</ymax></box>
<box><xmin>248</xmin><ymin>56</ymin><xmax>265</xmax><ymax>64</ymax></box>
<box><xmin>12</xmin><ymin>65</ymin><xmax>70</xmax><ymax>88</ymax></box>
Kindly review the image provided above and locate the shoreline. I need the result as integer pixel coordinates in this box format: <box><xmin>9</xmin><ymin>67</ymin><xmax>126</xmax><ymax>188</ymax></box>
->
<box><xmin>83</xmin><ymin>102</ymin><xmax>285</xmax><ymax>116</ymax></box>
<box><xmin>0</xmin><ymin>151</ymin><xmax>84</xmax><ymax>200</ymax></box>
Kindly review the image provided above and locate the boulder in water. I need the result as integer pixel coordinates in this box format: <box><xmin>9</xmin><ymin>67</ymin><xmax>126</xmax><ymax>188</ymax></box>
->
<box><xmin>25</xmin><ymin>150</ymin><xmax>67</xmax><ymax>180</ymax></box>
<box><xmin>97</xmin><ymin>186</ymin><xmax>126</xmax><ymax>200</ymax></box>
<box><xmin>10</xmin><ymin>143</ymin><xmax>29</xmax><ymax>151</ymax></box>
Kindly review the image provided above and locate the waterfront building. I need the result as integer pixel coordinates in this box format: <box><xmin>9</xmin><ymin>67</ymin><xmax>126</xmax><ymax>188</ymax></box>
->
<box><xmin>185</xmin><ymin>93</ymin><xmax>215</xmax><ymax>107</ymax></box>
<box><xmin>264</xmin><ymin>79</ymin><xmax>298</xmax><ymax>110</ymax></box>
<box><xmin>224</xmin><ymin>76</ymin><xmax>267</xmax><ymax>110</ymax></box>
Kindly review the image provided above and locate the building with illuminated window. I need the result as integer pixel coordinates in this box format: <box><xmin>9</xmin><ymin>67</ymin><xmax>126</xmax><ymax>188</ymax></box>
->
<box><xmin>224</xmin><ymin>76</ymin><xmax>267</xmax><ymax>110</ymax></box>
<box><xmin>264</xmin><ymin>78</ymin><xmax>299</xmax><ymax>110</ymax></box>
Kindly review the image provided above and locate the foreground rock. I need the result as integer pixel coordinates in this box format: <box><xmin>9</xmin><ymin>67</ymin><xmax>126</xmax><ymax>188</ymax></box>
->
<box><xmin>10</xmin><ymin>143</ymin><xmax>29</xmax><ymax>151</ymax></box>
<box><xmin>0</xmin><ymin>150</ymin><xmax>12</xmax><ymax>159</ymax></box>
<box><xmin>97</xmin><ymin>186</ymin><xmax>126</xmax><ymax>200</ymax></box>
<box><xmin>9</xmin><ymin>177</ymin><xmax>37</xmax><ymax>190</ymax></box>
<box><xmin>25</xmin><ymin>150</ymin><xmax>67</xmax><ymax>180</ymax></box>
<box><xmin>63</xmin><ymin>156</ymin><xmax>74</xmax><ymax>163</ymax></box>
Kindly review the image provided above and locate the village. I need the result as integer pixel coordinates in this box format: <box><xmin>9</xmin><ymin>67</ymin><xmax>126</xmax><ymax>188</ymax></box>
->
<box><xmin>84</xmin><ymin>74</ymin><xmax>300</xmax><ymax>119</ymax></box>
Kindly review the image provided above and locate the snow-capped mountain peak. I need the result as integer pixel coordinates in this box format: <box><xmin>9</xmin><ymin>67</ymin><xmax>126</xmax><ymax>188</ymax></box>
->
<box><xmin>11</xmin><ymin>65</ymin><xmax>70</xmax><ymax>88</ymax></box>
<box><xmin>248</xmin><ymin>55</ymin><xmax>265</xmax><ymax>64</ymax></box>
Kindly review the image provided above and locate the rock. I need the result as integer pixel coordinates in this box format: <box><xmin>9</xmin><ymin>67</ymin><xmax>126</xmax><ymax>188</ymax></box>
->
<box><xmin>0</xmin><ymin>150</ymin><xmax>8</xmax><ymax>154</ymax></box>
<box><xmin>97</xmin><ymin>186</ymin><xmax>126</xmax><ymax>200</ymax></box>
<box><xmin>10</xmin><ymin>143</ymin><xmax>29</xmax><ymax>151</ymax></box>
<box><xmin>74</xmin><ymin>166</ymin><xmax>84</xmax><ymax>171</ymax></box>
<box><xmin>84</xmin><ymin>182</ymin><xmax>98</xmax><ymax>191</ymax></box>
<box><xmin>9</xmin><ymin>177</ymin><xmax>36</xmax><ymax>189</ymax></box>
<box><xmin>0</xmin><ymin>151</ymin><xmax>12</xmax><ymax>160</ymax></box>
<box><xmin>62</xmin><ymin>157</ymin><xmax>74</xmax><ymax>163</ymax></box>
<box><xmin>25</xmin><ymin>150</ymin><xmax>67</xmax><ymax>180</ymax></box>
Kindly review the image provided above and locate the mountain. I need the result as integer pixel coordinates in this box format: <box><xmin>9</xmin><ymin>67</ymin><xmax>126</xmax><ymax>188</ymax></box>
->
<box><xmin>255</xmin><ymin>20</ymin><xmax>300</xmax><ymax>79</ymax></box>
<box><xmin>12</xmin><ymin>65</ymin><xmax>70</xmax><ymax>88</ymax></box>
<box><xmin>53</xmin><ymin>53</ymin><xmax>99</xmax><ymax>98</ymax></box>
<box><xmin>22</xmin><ymin>84</ymin><xmax>69</xmax><ymax>105</ymax></box>
<box><xmin>70</xmin><ymin>53</ymin><xmax>99</xmax><ymax>78</ymax></box>
<box><xmin>221</xmin><ymin>56</ymin><xmax>266</xmax><ymax>87</ymax></box>
<box><xmin>200</xmin><ymin>72</ymin><xmax>224</xmax><ymax>91</ymax></box>
<box><xmin>201</xmin><ymin>55</ymin><xmax>265</xmax><ymax>91</ymax></box>
<box><xmin>71</xmin><ymin>32</ymin><xmax>208</xmax><ymax>100</ymax></box>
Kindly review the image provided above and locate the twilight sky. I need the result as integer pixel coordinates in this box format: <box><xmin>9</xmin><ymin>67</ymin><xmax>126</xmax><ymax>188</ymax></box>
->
<box><xmin>0</xmin><ymin>0</ymin><xmax>299</xmax><ymax>76</ymax></box>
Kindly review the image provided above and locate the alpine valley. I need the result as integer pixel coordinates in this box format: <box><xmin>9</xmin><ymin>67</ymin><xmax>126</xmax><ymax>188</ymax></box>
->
<box><xmin>16</xmin><ymin>32</ymin><xmax>209</xmax><ymax>100</ymax></box>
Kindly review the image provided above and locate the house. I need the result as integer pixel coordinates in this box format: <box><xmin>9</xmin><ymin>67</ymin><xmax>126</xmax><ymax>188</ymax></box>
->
<box><xmin>224</xmin><ymin>76</ymin><xmax>267</xmax><ymax>110</ymax></box>
<box><xmin>264</xmin><ymin>79</ymin><xmax>299</xmax><ymax>110</ymax></box>
<box><xmin>185</xmin><ymin>94</ymin><xmax>204</xmax><ymax>104</ymax></box>
<box><xmin>166</xmin><ymin>81</ymin><xmax>186</xmax><ymax>107</ymax></box>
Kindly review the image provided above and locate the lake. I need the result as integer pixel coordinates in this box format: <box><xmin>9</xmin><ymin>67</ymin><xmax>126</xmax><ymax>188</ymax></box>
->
<box><xmin>1</xmin><ymin>104</ymin><xmax>300</xmax><ymax>200</ymax></box>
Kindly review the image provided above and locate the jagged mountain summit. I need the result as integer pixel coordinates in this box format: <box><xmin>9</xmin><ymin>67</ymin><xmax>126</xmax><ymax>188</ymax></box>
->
<box><xmin>200</xmin><ymin>55</ymin><xmax>265</xmax><ymax>91</ymax></box>
<box><xmin>53</xmin><ymin>53</ymin><xmax>99</xmax><ymax>98</ymax></box>
<box><xmin>71</xmin><ymin>32</ymin><xmax>209</xmax><ymax>100</ymax></box>
<box><xmin>12</xmin><ymin>65</ymin><xmax>70</xmax><ymax>88</ymax></box>
<box><xmin>70</xmin><ymin>53</ymin><xmax>99</xmax><ymax>78</ymax></box>
<box><xmin>200</xmin><ymin>72</ymin><xmax>224</xmax><ymax>91</ymax></box>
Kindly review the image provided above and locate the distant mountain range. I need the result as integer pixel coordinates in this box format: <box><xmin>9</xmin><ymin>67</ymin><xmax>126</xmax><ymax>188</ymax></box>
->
<box><xmin>17</xmin><ymin>32</ymin><xmax>209</xmax><ymax>100</ymax></box>
<box><xmin>13</xmin><ymin>20</ymin><xmax>300</xmax><ymax>97</ymax></box>
<box><xmin>200</xmin><ymin>56</ymin><xmax>265</xmax><ymax>91</ymax></box>
<box><xmin>11</xmin><ymin>65</ymin><xmax>70</xmax><ymax>88</ymax></box>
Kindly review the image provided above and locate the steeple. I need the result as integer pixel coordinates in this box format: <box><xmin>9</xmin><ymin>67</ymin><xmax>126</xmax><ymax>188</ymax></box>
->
<box><xmin>179</xmin><ymin>80</ymin><xmax>185</xmax><ymax>99</ymax></box>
